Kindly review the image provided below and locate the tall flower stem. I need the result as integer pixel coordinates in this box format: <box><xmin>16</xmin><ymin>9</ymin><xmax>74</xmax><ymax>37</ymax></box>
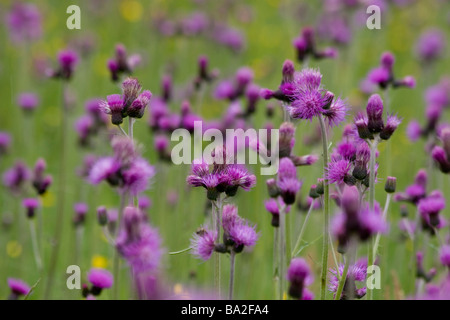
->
<box><xmin>112</xmin><ymin>193</ymin><xmax>127</xmax><ymax>300</ymax></box>
<box><xmin>273</xmin><ymin>227</ymin><xmax>280</xmax><ymax>299</ymax></box>
<box><xmin>44</xmin><ymin>83</ymin><xmax>69</xmax><ymax>299</ymax></box>
<box><xmin>75</xmin><ymin>226</ymin><xmax>84</xmax><ymax>267</ymax></box>
<box><xmin>228</xmin><ymin>251</ymin><xmax>236</xmax><ymax>300</ymax></box>
<box><xmin>318</xmin><ymin>114</ymin><xmax>330</xmax><ymax>300</ymax></box>
<box><xmin>291</xmin><ymin>200</ymin><xmax>314</xmax><ymax>258</ymax></box>
<box><xmin>29</xmin><ymin>219</ymin><xmax>43</xmax><ymax>273</ymax></box>
<box><xmin>372</xmin><ymin>193</ymin><xmax>392</xmax><ymax>262</ymax></box>
<box><xmin>334</xmin><ymin>254</ymin><xmax>350</xmax><ymax>300</ymax></box>
<box><xmin>213</xmin><ymin>195</ymin><xmax>223</xmax><ymax>298</ymax></box>
<box><xmin>367</xmin><ymin>137</ymin><xmax>379</xmax><ymax>300</ymax></box>
<box><xmin>279</xmin><ymin>205</ymin><xmax>286</xmax><ymax>300</ymax></box>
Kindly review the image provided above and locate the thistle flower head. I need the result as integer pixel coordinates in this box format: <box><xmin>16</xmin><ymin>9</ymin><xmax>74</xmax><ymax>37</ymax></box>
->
<box><xmin>121</xmin><ymin>158</ymin><xmax>156</xmax><ymax>196</ymax></box>
<box><xmin>322</xmin><ymin>97</ymin><xmax>348</xmax><ymax>128</ymax></box>
<box><xmin>128</xmin><ymin>90</ymin><xmax>152</xmax><ymax>119</ymax></box>
<box><xmin>190</xmin><ymin>227</ymin><xmax>217</xmax><ymax>261</ymax></box>
<box><xmin>22</xmin><ymin>198</ymin><xmax>39</xmax><ymax>218</ymax></box>
<box><xmin>228</xmin><ymin>221</ymin><xmax>259</xmax><ymax>250</ymax></box>
<box><xmin>7</xmin><ymin>278</ymin><xmax>30</xmax><ymax>298</ymax></box>
<box><xmin>439</xmin><ymin>245</ymin><xmax>450</xmax><ymax>268</ymax></box>
<box><xmin>287</xmin><ymin>258</ymin><xmax>313</xmax><ymax>300</ymax></box>
<box><xmin>17</xmin><ymin>92</ymin><xmax>39</xmax><ymax>112</ymax></box>
<box><xmin>121</xmin><ymin>77</ymin><xmax>142</xmax><ymax>109</ymax></box>
<box><xmin>87</xmin><ymin>268</ymin><xmax>113</xmax><ymax>290</ymax></box>
<box><xmin>380</xmin><ymin>113</ymin><xmax>402</xmax><ymax>140</ymax></box>
<box><xmin>326</xmin><ymin>158</ymin><xmax>351</xmax><ymax>185</ymax></box>
<box><xmin>277</xmin><ymin>157</ymin><xmax>301</xmax><ymax>204</ymax></box>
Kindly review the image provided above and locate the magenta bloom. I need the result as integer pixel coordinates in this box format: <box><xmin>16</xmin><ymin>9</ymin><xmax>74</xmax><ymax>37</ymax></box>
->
<box><xmin>228</xmin><ymin>221</ymin><xmax>259</xmax><ymax>249</ymax></box>
<box><xmin>121</xmin><ymin>158</ymin><xmax>156</xmax><ymax>196</ymax></box>
<box><xmin>17</xmin><ymin>92</ymin><xmax>39</xmax><ymax>112</ymax></box>
<box><xmin>277</xmin><ymin>157</ymin><xmax>301</xmax><ymax>204</ymax></box>
<box><xmin>406</xmin><ymin>120</ymin><xmax>423</xmax><ymax>142</ymax></box>
<box><xmin>3</xmin><ymin>161</ymin><xmax>30</xmax><ymax>194</ymax></box>
<box><xmin>440</xmin><ymin>245</ymin><xmax>450</xmax><ymax>268</ymax></box>
<box><xmin>191</xmin><ymin>227</ymin><xmax>217</xmax><ymax>261</ymax></box>
<box><xmin>329</xmin><ymin>261</ymin><xmax>367</xmax><ymax>300</ymax></box>
<box><xmin>116</xmin><ymin>207</ymin><xmax>163</xmax><ymax>273</ymax></box>
<box><xmin>88</xmin><ymin>268</ymin><xmax>113</xmax><ymax>289</ymax></box>
<box><xmin>6</xmin><ymin>2</ymin><xmax>42</xmax><ymax>44</ymax></box>
<box><xmin>415</xmin><ymin>29</ymin><xmax>446</xmax><ymax>63</ymax></box>
<box><xmin>73</xmin><ymin>203</ymin><xmax>88</xmax><ymax>226</ymax></box>
<box><xmin>287</xmin><ymin>258</ymin><xmax>313</xmax><ymax>300</ymax></box>
<box><xmin>88</xmin><ymin>157</ymin><xmax>121</xmax><ymax>185</ymax></box>
<box><xmin>100</xmin><ymin>94</ymin><xmax>125</xmax><ymax>125</ymax></box>
<box><xmin>0</xmin><ymin>132</ymin><xmax>11</xmax><ymax>155</ymax></box>
<box><xmin>418</xmin><ymin>192</ymin><xmax>446</xmax><ymax>227</ymax></box>
<box><xmin>56</xmin><ymin>49</ymin><xmax>79</xmax><ymax>80</ymax></box>
<box><xmin>323</xmin><ymin>97</ymin><xmax>348</xmax><ymax>127</ymax></box>
<box><xmin>22</xmin><ymin>198</ymin><xmax>39</xmax><ymax>218</ymax></box>
<box><xmin>288</xmin><ymin>69</ymin><xmax>326</xmax><ymax>121</ymax></box>
<box><xmin>326</xmin><ymin>159</ymin><xmax>351</xmax><ymax>185</ymax></box>
<box><xmin>7</xmin><ymin>278</ymin><xmax>30</xmax><ymax>299</ymax></box>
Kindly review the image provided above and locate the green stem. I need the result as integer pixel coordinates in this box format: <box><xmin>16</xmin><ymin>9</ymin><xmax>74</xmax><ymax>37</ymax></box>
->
<box><xmin>318</xmin><ymin>115</ymin><xmax>330</xmax><ymax>300</ymax></box>
<box><xmin>372</xmin><ymin>193</ymin><xmax>391</xmax><ymax>262</ymax></box>
<box><xmin>112</xmin><ymin>193</ymin><xmax>127</xmax><ymax>300</ymax></box>
<box><xmin>228</xmin><ymin>251</ymin><xmax>236</xmax><ymax>300</ymax></box>
<box><xmin>291</xmin><ymin>199</ymin><xmax>314</xmax><ymax>258</ymax></box>
<box><xmin>273</xmin><ymin>227</ymin><xmax>280</xmax><ymax>299</ymax></box>
<box><xmin>367</xmin><ymin>138</ymin><xmax>379</xmax><ymax>300</ymax></box>
<box><xmin>279</xmin><ymin>205</ymin><xmax>286</xmax><ymax>300</ymax></box>
<box><xmin>29</xmin><ymin>219</ymin><xmax>43</xmax><ymax>273</ymax></box>
<box><xmin>44</xmin><ymin>83</ymin><xmax>69</xmax><ymax>299</ymax></box>
<box><xmin>213</xmin><ymin>195</ymin><xmax>223</xmax><ymax>298</ymax></box>
<box><xmin>334</xmin><ymin>255</ymin><xmax>350</xmax><ymax>300</ymax></box>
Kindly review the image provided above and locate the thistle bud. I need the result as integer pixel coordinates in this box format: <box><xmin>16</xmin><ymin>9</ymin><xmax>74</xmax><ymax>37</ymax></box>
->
<box><xmin>97</xmin><ymin>206</ymin><xmax>108</xmax><ymax>226</ymax></box>
<box><xmin>366</xmin><ymin>94</ymin><xmax>384</xmax><ymax>134</ymax></box>
<box><xmin>309</xmin><ymin>184</ymin><xmax>320</xmax><ymax>199</ymax></box>
<box><xmin>266</xmin><ymin>178</ymin><xmax>280</xmax><ymax>198</ymax></box>
<box><xmin>385</xmin><ymin>176</ymin><xmax>397</xmax><ymax>193</ymax></box>
<box><xmin>315</xmin><ymin>179</ymin><xmax>324</xmax><ymax>195</ymax></box>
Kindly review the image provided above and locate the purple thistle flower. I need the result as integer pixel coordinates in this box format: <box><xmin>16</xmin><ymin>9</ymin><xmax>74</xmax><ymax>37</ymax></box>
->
<box><xmin>0</xmin><ymin>132</ymin><xmax>11</xmax><ymax>156</ymax></box>
<box><xmin>329</xmin><ymin>261</ymin><xmax>367</xmax><ymax>300</ymax></box>
<box><xmin>190</xmin><ymin>227</ymin><xmax>217</xmax><ymax>261</ymax></box>
<box><xmin>380</xmin><ymin>113</ymin><xmax>402</xmax><ymax>140</ymax></box>
<box><xmin>116</xmin><ymin>207</ymin><xmax>163</xmax><ymax>273</ymax></box>
<box><xmin>415</xmin><ymin>29</ymin><xmax>446</xmax><ymax>63</ymax></box>
<box><xmin>277</xmin><ymin>157</ymin><xmax>301</xmax><ymax>204</ymax></box>
<box><xmin>368</xmin><ymin>67</ymin><xmax>390</xmax><ymax>87</ymax></box>
<box><xmin>87</xmin><ymin>268</ymin><xmax>113</xmax><ymax>291</ymax></box>
<box><xmin>432</xmin><ymin>146</ymin><xmax>450</xmax><ymax>173</ymax></box>
<box><xmin>88</xmin><ymin>157</ymin><xmax>121</xmax><ymax>185</ymax></box>
<box><xmin>128</xmin><ymin>90</ymin><xmax>152</xmax><ymax>119</ymax></box>
<box><xmin>6</xmin><ymin>2</ymin><xmax>42</xmax><ymax>44</ymax></box>
<box><xmin>326</xmin><ymin>158</ymin><xmax>351</xmax><ymax>185</ymax></box>
<box><xmin>100</xmin><ymin>94</ymin><xmax>125</xmax><ymax>125</ymax></box>
<box><xmin>366</xmin><ymin>94</ymin><xmax>384</xmax><ymax>134</ymax></box>
<box><xmin>288</xmin><ymin>69</ymin><xmax>327</xmax><ymax>121</ymax></box>
<box><xmin>221</xmin><ymin>204</ymin><xmax>241</xmax><ymax>235</ymax></box>
<box><xmin>74</xmin><ymin>115</ymin><xmax>93</xmax><ymax>146</ymax></box>
<box><xmin>322</xmin><ymin>97</ymin><xmax>348</xmax><ymax>127</ymax></box>
<box><xmin>121</xmin><ymin>77</ymin><xmax>142</xmax><ymax>110</ymax></box>
<box><xmin>287</xmin><ymin>258</ymin><xmax>313</xmax><ymax>300</ymax></box>
<box><xmin>22</xmin><ymin>198</ymin><xmax>39</xmax><ymax>218</ymax></box>
<box><xmin>17</xmin><ymin>92</ymin><xmax>39</xmax><ymax>112</ymax></box>
<box><xmin>121</xmin><ymin>158</ymin><xmax>156</xmax><ymax>196</ymax></box>
<box><xmin>56</xmin><ymin>49</ymin><xmax>79</xmax><ymax>80</ymax></box>
<box><xmin>222</xmin><ymin>164</ymin><xmax>256</xmax><ymax>196</ymax></box>
<box><xmin>3</xmin><ymin>161</ymin><xmax>30</xmax><ymax>194</ymax></box>
<box><xmin>7</xmin><ymin>278</ymin><xmax>30</xmax><ymax>299</ymax></box>
<box><xmin>418</xmin><ymin>192</ymin><xmax>446</xmax><ymax>227</ymax></box>
<box><xmin>406</xmin><ymin>120</ymin><xmax>423</xmax><ymax>142</ymax></box>
<box><xmin>440</xmin><ymin>245</ymin><xmax>450</xmax><ymax>268</ymax></box>
<box><xmin>73</xmin><ymin>203</ymin><xmax>88</xmax><ymax>226</ymax></box>
<box><xmin>228</xmin><ymin>221</ymin><xmax>259</xmax><ymax>250</ymax></box>
<box><xmin>265</xmin><ymin>199</ymin><xmax>280</xmax><ymax>227</ymax></box>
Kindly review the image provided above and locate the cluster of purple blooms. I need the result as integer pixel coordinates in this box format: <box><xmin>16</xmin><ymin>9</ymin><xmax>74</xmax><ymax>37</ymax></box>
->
<box><xmin>100</xmin><ymin>77</ymin><xmax>152</xmax><ymax>125</ymax></box>
<box><xmin>107</xmin><ymin>44</ymin><xmax>142</xmax><ymax>82</ymax></box>
<box><xmin>88</xmin><ymin>135</ymin><xmax>155</xmax><ymax>197</ymax></box>
<box><xmin>292</xmin><ymin>27</ymin><xmax>337</xmax><ymax>64</ymax></box>
<box><xmin>153</xmin><ymin>11</ymin><xmax>245</xmax><ymax>53</ymax></box>
<box><xmin>363</xmin><ymin>52</ymin><xmax>415</xmax><ymax>93</ymax></box>
<box><xmin>47</xmin><ymin>49</ymin><xmax>79</xmax><ymax>81</ymax></box>
<box><xmin>191</xmin><ymin>204</ymin><xmax>259</xmax><ymax>260</ymax></box>
<box><xmin>187</xmin><ymin>147</ymin><xmax>256</xmax><ymax>201</ymax></box>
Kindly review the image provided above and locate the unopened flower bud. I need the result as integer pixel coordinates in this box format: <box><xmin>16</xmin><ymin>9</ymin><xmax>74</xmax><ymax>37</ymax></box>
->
<box><xmin>385</xmin><ymin>176</ymin><xmax>397</xmax><ymax>193</ymax></box>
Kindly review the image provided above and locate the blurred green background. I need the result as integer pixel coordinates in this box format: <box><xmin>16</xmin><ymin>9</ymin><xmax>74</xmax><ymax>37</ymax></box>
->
<box><xmin>0</xmin><ymin>0</ymin><xmax>449</xmax><ymax>300</ymax></box>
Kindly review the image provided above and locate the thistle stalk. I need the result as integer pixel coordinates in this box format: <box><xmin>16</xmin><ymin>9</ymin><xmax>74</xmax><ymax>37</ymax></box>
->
<box><xmin>228</xmin><ymin>251</ymin><xmax>236</xmax><ymax>300</ymax></box>
<box><xmin>44</xmin><ymin>83</ymin><xmax>69</xmax><ymax>299</ymax></box>
<box><xmin>318</xmin><ymin>114</ymin><xmax>330</xmax><ymax>300</ymax></box>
